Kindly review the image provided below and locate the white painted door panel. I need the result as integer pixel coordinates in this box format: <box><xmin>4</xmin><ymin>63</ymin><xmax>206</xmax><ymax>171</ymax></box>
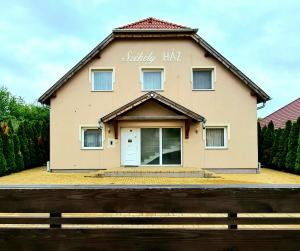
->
<box><xmin>121</xmin><ymin>128</ymin><xmax>140</xmax><ymax>166</ymax></box>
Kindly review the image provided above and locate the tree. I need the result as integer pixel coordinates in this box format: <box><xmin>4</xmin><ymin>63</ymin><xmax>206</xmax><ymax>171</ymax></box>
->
<box><xmin>17</xmin><ymin>122</ymin><xmax>31</xmax><ymax>168</ymax></box>
<box><xmin>261</xmin><ymin>121</ymin><xmax>275</xmax><ymax>166</ymax></box>
<box><xmin>1</xmin><ymin>121</ymin><xmax>16</xmax><ymax>173</ymax></box>
<box><xmin>41</xmin><ymin>120</ymin><xmax>50</xmax><ymax>162</ymax></box>
<box><xmin>32</xmin><ymin>121</ymin><xmax>43</xmax><ymax>165</ymax></box>
<box><xmin>295</xmin><ymin>132</ymin><xmax>300</xmax><ymax>173</ymax></box>
<box><xmin>25</xmin><ymin>122</ymin><xmax>37</xmax><ymax>167</ymax></box>
<box><xmin>12</xmin><ymin>134</ymin><xmax>24</xmax><ymax>171</ymax></box>
<box><xmin>278</xmin><ymin>120</ymin><xmax>292</xmax><ymax>169</ymax></box>
<box><xmin>286</xmin><ymin>117</ymin><xmax>300</xmax><ymax>171</ymax></box>
<box><xmin>0</xmin><ymin>135</ymin><xmax>7</xmax><ymax>176</ymax></box>
<box><xmin>271</xmin><ymin>128</ymin><xmax>282</xmax><ymax>169</ymax></box>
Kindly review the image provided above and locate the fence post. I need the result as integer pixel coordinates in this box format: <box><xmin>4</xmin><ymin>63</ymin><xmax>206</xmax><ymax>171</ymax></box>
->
<box><xmin>228</xmin><ymin>212</ymin><xmax>237</xmax><ymax>230</ymax></box>
<box><xmin>50</xmin><ymin>212</ymin><xmax>62</xmax><ymax>229</ymax></box>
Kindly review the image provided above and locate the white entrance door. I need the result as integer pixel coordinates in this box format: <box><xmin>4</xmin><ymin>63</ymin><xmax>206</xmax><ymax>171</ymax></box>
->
<box><xmin>121</xmin><ymin>128</ymin><xmax>140</xmax><ymax>166</ymax></box>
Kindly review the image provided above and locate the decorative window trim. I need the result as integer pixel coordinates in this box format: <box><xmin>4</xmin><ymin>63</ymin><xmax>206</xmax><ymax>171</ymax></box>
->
<box><xmin>204</xmin><ymin>124</ymin><xmax>229</xmax><ymax>149</ymax></box>
<box><xmin>191</xmin><ymin>66</ymin><xmax>216</xmax><ymax>91</ymax></box>
<box><xmin>89</xmin><ymin>67</ymin><xmax>115</xmax><ymax>92</ymax></box>
<box><xmin>80</xmin><ymin>125</ymin><xmax>104</xmax><ymax>150</ymax></box>
<box><xmin>140</xmin><ymin>66</ymin><xmax>165</xmax><ymax>91</ymax></box>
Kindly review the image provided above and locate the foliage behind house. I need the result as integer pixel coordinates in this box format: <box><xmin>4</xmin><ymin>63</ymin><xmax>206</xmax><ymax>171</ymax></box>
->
<box><xmin>0</xmin><ymin>87</ymin><xmax>49</xmax><ymax>176</ymax></box>
<box><xmin>258</xmin><ymin>117</ymin><xmax>300</xmax><ymax>174</ymax></box>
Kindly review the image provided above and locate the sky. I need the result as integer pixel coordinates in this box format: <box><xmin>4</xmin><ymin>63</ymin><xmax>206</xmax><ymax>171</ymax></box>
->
<box><xmin>0</xmin><ymin>0</ymin><xmax>299</xmax><ymax>117</ymax></box>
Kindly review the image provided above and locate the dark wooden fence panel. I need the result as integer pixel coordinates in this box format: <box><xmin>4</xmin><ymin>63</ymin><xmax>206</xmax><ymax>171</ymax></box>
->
<box><xmin>1</xmin><ymin>229</ymin><xmax>300</xmax><ymax>251</ymax></box>
<box><xmin>1</xmin><ymin>185</ymin><xmax>300</xmax><ymax>251</ymax></box>
<box><xmin>1</xmin><ymin>185</ymin><xmax>300</xmax><ymax>213</ymax></box>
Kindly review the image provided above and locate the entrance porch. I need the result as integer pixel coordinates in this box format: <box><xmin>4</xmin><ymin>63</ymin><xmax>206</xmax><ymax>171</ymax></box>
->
<box><xmin>100</xmin><ymin>91</ymin><xmax>206</xmax><ymax>168</ymax></box>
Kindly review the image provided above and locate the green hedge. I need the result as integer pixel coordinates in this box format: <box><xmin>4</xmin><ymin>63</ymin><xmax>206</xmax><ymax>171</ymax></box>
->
<box><xmin>258</xmin><ymin>117</ymin><xmax>300</xmax><ymax>174</ymax></box>
<box><xmin>0</xmin><ymin>87</ymin><xmax>49</xmax><ymax>177</ymax></box>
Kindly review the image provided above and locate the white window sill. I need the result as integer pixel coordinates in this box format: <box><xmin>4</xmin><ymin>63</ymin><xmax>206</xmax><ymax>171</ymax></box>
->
<box><xmin>81</xmin><ymin>147</ymin><xmax>103</xmax><ymax>150</ymax></box>
<box><xmin>205</xmin><ymin>147</ymin><xmax>228</xmax><ymax>150</ymax></box>
<box><xmin>192</xmin><ymin>89</ymin><xmax>215</xmax><ymax>91</ymax></box>
<box><xmin>91</xmin><ymin>90</ymin><xmax>113</xmax><ymax>92</ymax></box>
<box><xmin>142</xmin><ymin>89</ymin><xmax>164</xmax><ymax>92</ymax></box>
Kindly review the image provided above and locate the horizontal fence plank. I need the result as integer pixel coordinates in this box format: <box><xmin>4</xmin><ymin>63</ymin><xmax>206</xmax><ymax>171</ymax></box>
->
<box><xmin>1</xmin><ymin>229</ymin><xmax>300</xmax><ymax>251</ymax></box>
<box><xmin>0</xmin><ymin>185</ymin><xmax>300</xmax><ymax>213</ymax></box>
<box><xmin>1</xmin><ymin>216</ymin><xmax>300</xmax><ymax>225</ymax></box>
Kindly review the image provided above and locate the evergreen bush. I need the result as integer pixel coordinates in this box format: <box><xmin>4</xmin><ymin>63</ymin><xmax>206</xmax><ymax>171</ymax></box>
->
<box><xmin>12</xmin><ymin>134</ymin><xmax>24</xmax><ymax>170</ymax></box>
<box><xmin>286</xmin><ymin>117</ymin><xmax>300</xmax><ymax>171</ymax></box>
<box><xmin>271</xmin><ymin>128</ymin><xmax>282</xmax><ymax>169</ymax></box>
<box><xmin>17</xmin><ymin>122</ymin><xmax>31</xmax><ymax>168</ymax></box>
<box><xmin>261</xmin><ymin>121</ymin><xmax>274</xmax><ymax>166</ymax></box>
<box><xmin>0</xmin><ymin>135</ymin><xmax>7</xmax><ymax>176</ymax></box>
<box><xmin>1</xmin><ymin>121</ymin><xmax>16</xmax><ymax>173</ymax></box>
<box><xmin>278</xmin><ymin>120</ymin><xmax>292</xmax><ymax>168</ymax></box>
<box><xmin>295</xmin><ymin>132</ymin><xmax>300</xmax><ymax>173</ymax></box>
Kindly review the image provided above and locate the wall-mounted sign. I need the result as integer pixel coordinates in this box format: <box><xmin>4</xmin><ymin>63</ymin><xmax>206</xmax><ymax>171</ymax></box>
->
<box><xmin>121</xmin><ymin>50</ymin><xmax>181</xmax><ymax>64</ymax></box>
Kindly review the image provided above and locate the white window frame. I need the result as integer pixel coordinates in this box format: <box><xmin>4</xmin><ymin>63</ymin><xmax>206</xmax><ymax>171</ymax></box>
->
<box><xmin>90</xmin><ymin>67</ymin><xmax>115</xmax><ymax>92</ymax></box>
<box><xmin>204</xmin><ymin>125</ymin><xmax>229</xmax><ymax>149</ymax></box>
<box><xmin>140</xmin><ymin>67</ymin><xmax>165</xmax><ymax>91</ymax></box>
<box><xmin>80</xmin><ymin>125</ymin><xmax>104</xmax><ymax>150</ymax></box>
<box><xmin>191</xmin><ymin>67</ymin><xmax>216</xmax><ymax>91</ymax></box>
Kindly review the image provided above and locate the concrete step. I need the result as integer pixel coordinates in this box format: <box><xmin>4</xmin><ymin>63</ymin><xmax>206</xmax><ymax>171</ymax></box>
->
<box><xmin>95</xmin><ymin>167</ymin><xmax>217</xmax><ymax>178</ymax></box>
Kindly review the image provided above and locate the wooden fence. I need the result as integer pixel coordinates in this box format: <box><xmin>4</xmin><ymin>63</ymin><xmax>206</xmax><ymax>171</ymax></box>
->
<box><xmin>0</xmin><ymin>184</ymin><xmax>300</xmax><ymax>250</ymax></box>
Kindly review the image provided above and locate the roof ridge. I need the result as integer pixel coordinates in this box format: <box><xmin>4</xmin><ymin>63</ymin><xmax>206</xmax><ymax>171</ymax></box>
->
<box><xmin>117</xmin><ymin>17</ymin><xmax>189</xmax><ymax>30</ymax></box>
<box><xmin>262</xmin><ymin>97</ymin><xmax>300</xmax><ymax>120</ymax></box>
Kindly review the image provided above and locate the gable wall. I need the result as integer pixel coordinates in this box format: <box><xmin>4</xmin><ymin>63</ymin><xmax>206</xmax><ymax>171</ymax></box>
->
<box><xmin>49</xmin><ymin>38</ymin><xmax>258</xmax><ymax>170</ymax></box>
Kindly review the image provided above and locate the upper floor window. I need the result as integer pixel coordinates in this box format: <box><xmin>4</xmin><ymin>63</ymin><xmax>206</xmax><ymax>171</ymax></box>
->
<box><xmin>192</xmin><ymin>68</ymin><xmax>214</xmax><ymax>90</ymax></box>
<box><xmin>92</xmin><ymin>69</ymin><xmax>113</xmax><ymax>91</ymax></box>
<box><xmin>81</xmin><ymin>127</ymin><xmax>103</xmax><ymax>149</ymax></box>
<box><xmin>205</xmin><ymin>127</ymin><xmax>227</xmax><ymax>149</ymax></box>
<box><xmin>142</xmin><ymin>68</ymin><xmax>164</xmax><ymax>91</ymax></box>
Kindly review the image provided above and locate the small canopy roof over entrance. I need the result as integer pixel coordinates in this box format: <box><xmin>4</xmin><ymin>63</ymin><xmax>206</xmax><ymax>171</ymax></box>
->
<box><xmin>100</xmin><ymin>91</ymin><xmax>205</xmax><ymax>139</ymax></box>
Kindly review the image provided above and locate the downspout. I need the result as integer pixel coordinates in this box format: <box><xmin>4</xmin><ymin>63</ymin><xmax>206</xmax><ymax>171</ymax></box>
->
<box><xmin>256</xmin><ymin>101</ymin><xmax>266</xmax><ymax>173</ymax></box>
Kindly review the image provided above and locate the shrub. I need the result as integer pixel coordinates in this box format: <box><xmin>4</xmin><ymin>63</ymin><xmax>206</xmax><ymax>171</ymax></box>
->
<box><xmin>295</xmin><ymin>132</ymin><xmax>300</xmax><ymax>173</ymax></box>
<box><xmin>1</xmin><ymin>121</ymin><xmax>16</xmax><ymax>173</ymax></box>
<box><xmin>17</xmin><ymin>122</ymin><xmax>31</xmax><ymax>168</ymax></box>
<box><xmin>271</xmin><ymin>128</ymin><xmax>282</xmax><ymax>169</ymax></box>
<box><xmin>261</xmin><ymin>121</ymin><xmax>275</xmax><ymax>166</ymax></box>
<box><xmin>12</xmin><ymin>134</ymin><xmax>24</xmax><ymax>171</ymax></box>
<box><xmin>278</xmin><ymin>120</ymin><xmax>292</xmax><ymax>168</ymax></box>
<box><xmin>0</xmin><ymin>135</ymin><xmax>7</xmax><ymax>176</ymax></box>
<box><xmin>25</xmin><ymin>122</ymin><xmax>37</xmax><ymax>167</ymax></box>
<box><xmin>286</xmin><ymin>117</ymin><xmax>300</xmax><ymax>171</ymax></box>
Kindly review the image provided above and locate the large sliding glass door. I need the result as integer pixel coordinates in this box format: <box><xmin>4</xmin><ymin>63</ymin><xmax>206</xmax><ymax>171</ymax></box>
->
<box><xmin>162</xmin><ymin>128</ymin><xmax>181</xmax><ymax>165</ymax></box>
<box><xmin>141</xmin><ymin>128</ymin><xmax>160</xmax><ymax>165</ymax></box>
<box><xmin>140</xmin><ymin>128</ymin><xmax>181</xmax><ymax>166</ymax></box>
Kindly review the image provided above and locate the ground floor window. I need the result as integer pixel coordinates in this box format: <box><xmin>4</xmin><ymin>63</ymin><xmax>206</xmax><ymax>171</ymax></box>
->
<box><xmin>141</xmin><ymin>128</ymin><xmax>181</xmax><ymax>165</ymax></box>
<box><xmin>205</xmin><ymin>127</ymin><xmax>227</xmax><ymax>149</ymax></box>
<box><xmin>82</xmin><ymin>127</ymin><xmax>103</xmax><ymax>149</ymax></box>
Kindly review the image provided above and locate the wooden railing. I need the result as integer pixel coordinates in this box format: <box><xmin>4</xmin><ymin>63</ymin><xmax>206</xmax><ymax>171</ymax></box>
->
<box><xmin>0</xmin><ymin>184</ymin><xmax>300</xmax><ymax>250</ymax></box>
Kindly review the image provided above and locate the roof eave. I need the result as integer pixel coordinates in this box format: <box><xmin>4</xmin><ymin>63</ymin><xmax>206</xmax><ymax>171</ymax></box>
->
<box><xmin>38</xmin><ymin>33</ymin><xmax>115</xmax><ymax>105</ymax></box>
<box><xmin>113</xmin><ymin>28</ymin><xmax>198</xmax><ymax>33</ymax></box>
<box><xmin>191</xmin><ymin>34</ymin><xmax>271</xmax><ymax>103</ymax></box>
<box><xmin>100</xmin><ymin>91</ymin><xmax>205</xmax><ymax>123</ymax></box>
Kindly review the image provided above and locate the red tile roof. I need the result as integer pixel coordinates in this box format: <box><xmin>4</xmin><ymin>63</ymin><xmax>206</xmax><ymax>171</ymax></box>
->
<box><xmin>117</xmin><ymin>17</ymin><xmax>189</xmax><ymax>30</ymax></box>
<box><xmin>260</xmin><ymin>98</ymin><xmax>300</xmax><ymax>128</ymax></box>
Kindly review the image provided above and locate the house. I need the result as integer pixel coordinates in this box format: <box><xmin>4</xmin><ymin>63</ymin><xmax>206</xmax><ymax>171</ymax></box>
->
<box><xmin>38</xmin><ymin>17</ymin><xmax>270</xmax><ymax>173</ymax></box>
<box><xmin>260</xmin><ymin>97</ymin><xmax>300</xmax><ymax>129</ymax></box>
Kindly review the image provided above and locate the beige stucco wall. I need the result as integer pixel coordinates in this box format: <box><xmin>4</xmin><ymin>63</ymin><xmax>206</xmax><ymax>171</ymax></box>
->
<box><xmin>49</xmin><ymin>38</ymin><xmax>258</xmax><ymax>171</ymax></box>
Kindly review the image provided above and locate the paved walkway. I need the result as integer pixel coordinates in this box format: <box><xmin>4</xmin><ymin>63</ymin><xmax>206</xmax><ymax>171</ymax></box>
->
<box><xmin>0</xmin><ymin>167</ymin><xmax>299</xmax><ymax>184</ymax></box>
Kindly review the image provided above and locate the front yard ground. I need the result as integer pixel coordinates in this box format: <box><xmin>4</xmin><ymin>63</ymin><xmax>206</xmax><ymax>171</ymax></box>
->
<box><xmin>0</xmin><ymin>167</ymin><xmax>299</xmax><ymax>184</ymax></box>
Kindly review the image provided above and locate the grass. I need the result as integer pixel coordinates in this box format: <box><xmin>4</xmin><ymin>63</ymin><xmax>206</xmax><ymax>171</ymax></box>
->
<box><xmin>0</xmin><ymin>167</ymin><xmax>299</xmax><ymax>185</ymax></box>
